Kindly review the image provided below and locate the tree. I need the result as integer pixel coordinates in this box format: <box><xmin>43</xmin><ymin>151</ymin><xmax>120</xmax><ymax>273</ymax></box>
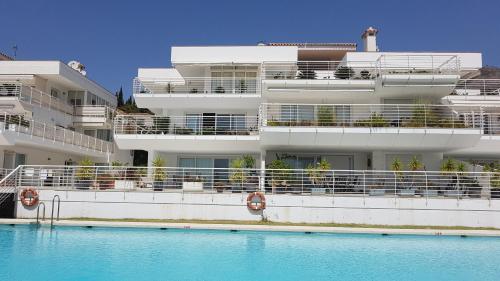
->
<box><xmin>115</xmin><ymin>87</ymin><xmax>125</xmax><ymax>107</ymax></box>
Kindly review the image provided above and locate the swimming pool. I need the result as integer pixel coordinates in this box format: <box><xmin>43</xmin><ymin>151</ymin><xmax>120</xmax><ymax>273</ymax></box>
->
<box><xmin>0</xmin><ymin>224</ymin><xmax>499</xmax><ymax>281</ymax></box>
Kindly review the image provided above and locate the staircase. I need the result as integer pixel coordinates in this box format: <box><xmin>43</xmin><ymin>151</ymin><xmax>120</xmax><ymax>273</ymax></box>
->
<box><xmin>0</xmin><ymin>167</ymin><xmax>21</xmax><ymax>207</ymax></box>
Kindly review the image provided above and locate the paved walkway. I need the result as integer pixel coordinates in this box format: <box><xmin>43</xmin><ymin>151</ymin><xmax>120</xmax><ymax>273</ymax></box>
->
<box><xmin>1</xmin><ymin>218</ymin><xmax>500</xmax><ymax>237</ymax></box>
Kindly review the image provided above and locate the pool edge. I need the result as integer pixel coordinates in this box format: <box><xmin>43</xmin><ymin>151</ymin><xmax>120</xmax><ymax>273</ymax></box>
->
<box><xmin>1</xmin><ymin>218</ymin><xmax>500</xmax><ymax>237</ymax></box>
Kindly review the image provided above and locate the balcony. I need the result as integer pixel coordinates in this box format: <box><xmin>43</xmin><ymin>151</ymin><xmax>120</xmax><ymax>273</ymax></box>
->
<box><xmin>73</xmin><ymin>105</ymin><xmax>114</xmax><ymax>128</ymax></box>
<box><xmin>114</xmin><ymin>114</ymin><xmax>260</xmax><ymax>153</ymax></box>
<box><xmin>260</xmin><ymin>103</ymin><xmax>483</xmax><ymax>151</ymax></box>
<box><xmin>0</xmin><ymin>82</ymin><xmax>73</xmax><ymax>115</ymax></box>
<box><xmin>0</xmin><ymin>114</ymin><xmax>113</xmax><ymax>157</ymax></box>
<box><xmin>261</xmin><ymin>55</ymin><xmax>460</xmax><ymax>101</ymax></box>
<box><xmin>8</xmin><ymin>165</ymin><xmax>500</xmax><ymax>200</ymax></box>
<box><xmin>133</xmin><ymin>77</ymin><xmax>261</xmax><ymax>110</ymax></box>
<box><xmin>445</xmin><ymin>79</ymin><xmax>500</xmax><ymax>106</ymax></box>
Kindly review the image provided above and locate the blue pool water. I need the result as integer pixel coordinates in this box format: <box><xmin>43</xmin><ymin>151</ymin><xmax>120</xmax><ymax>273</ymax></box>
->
<box><xmin>0</xmin><ymin>225</ymin><xmax>499</xmax><ymax>281</ymax></box>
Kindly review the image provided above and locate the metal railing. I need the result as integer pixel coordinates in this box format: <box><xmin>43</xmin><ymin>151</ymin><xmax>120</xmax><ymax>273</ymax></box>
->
<box><xmin>73</xmin><ymin>105</ymin><xmax>114</xmax><ymax>124</ymax></box>
<box><xmin>0</xmin><ymin>82</ymin><xmax>74</xmax><ymax>115</ymax></box>
<box><xmin>0</xmin><ymin>114</ymin><xmax>113</xmax><ymax>153</ymax></box>
<box><xmin>0</xmin><ymin>167</ymin><xmax>21</xmax><ymax>206</ymax></box>
<box><xmin>262</xmin><ymin>61</ymin><xmax>378</xmax><ymax>80</ymax></box>
<box><xmin>454</xmin><ymin>79</ymin><xmax>500</xmax><ymax>96</ymax></box>
<box><xmin>375</xmin><ymin>54</ymin><xmax>460</xmax><ymax>76</ymax></box>
<box><xmin>114</xmin><ymin>115</ymin><xmax>259</xmax><ymax>136</ymax></box>
<box><xmin>133</xmin><ymin>77</ymin><xmax>260</xmax><ymax>95</ymax></box>
<box><xmin>261</xmin><ymin>103</ymin><xmax>500</xmax><ymax>134</ymax></box>
<box><xmin>7</xmin><ymin>165</ymin><xmax>500</xmax><ymax>200</ymax></box>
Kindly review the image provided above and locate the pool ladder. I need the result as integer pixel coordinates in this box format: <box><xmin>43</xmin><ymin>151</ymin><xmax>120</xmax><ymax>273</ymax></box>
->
<box><xmin>35</xmin><ymin>194</ymin><xmax>61</xmax><ymax>228</ymax></box>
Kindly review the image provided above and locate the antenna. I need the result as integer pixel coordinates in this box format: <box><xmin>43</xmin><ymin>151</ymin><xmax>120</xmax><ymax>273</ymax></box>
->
<box><xmin>12</xmin><ymin>45</ymin><xmax>18</xmax><ymax>59</ymax></box>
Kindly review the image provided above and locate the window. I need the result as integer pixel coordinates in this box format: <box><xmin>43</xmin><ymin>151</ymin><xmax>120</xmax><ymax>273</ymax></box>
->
<box><xmin>185</xmin><ymin>114</ymin><xmax>201</xmax><ymax>133</ymax></box>
<box><xmin>210</xmin><ymin>65</ymin><xmax>258</xmax><ymax>94</ymax></box>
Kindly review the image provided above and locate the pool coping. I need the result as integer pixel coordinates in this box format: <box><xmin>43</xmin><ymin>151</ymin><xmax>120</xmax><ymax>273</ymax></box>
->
<box><xmin>1</xmin><ymin>219</ymin><xmax>500</xmax><ymax>237</ymax></box>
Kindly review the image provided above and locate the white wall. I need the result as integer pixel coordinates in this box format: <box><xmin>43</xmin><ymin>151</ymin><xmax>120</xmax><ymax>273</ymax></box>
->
<box><xmin>171</xmin><ymin>46</ymin><xmax>298</xmax><ymax>64</ymax></box>
<box><xmin>16</xmin><ymin>190</ymin><xmax>500</xmax><ymax>228</ymax></box>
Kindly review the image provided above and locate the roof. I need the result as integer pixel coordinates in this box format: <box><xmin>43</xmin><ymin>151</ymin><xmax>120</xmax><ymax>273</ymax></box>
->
<box><xmin>269</xmin><ymin>42</ymin><xmax>357</xmax><ymax>49</ymax></box>
<box><xmin>0</xmin><ymin>51</ymin><xmax>14</xmax><ymax>61</ymax></box>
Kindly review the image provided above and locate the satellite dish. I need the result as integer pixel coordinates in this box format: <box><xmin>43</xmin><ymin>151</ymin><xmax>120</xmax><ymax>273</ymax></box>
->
<box><xmin>68</xmin><ymin>60</ymin><xmax>87</xmax><ymax>76</ymax></box>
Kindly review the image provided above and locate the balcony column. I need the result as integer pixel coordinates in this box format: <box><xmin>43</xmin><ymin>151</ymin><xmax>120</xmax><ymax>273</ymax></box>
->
<box><xmin>259</xmin><ymin>150</ymin><xmax>266</xmax><ymax>191</ymax></box>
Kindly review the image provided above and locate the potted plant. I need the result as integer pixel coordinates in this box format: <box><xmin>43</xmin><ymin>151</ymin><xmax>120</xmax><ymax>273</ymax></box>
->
<box><xmin>214</xmin><ymin>86</ymin><xmax>225</xmax><ymax>93</ymax></box>
<box><xmin>402</xmin><ymin>156</ymin><xmax>423</xmax><ymax>196</ymax></box>
<box><xmin>296</xmin><ymin>70</ymin><xmax>316</xmax><ymax>79</ymax></box>
<box><xmin>484</xmin><ymin>163</ymin><xmax>500</xmax><ymax>199</ymax></box>
<box><xmin>152</xmin><ymin>156</ymin><xmax>166</xmax><ymax>191</ymax></box>
<box><xmin>182</xmin><ymin>175</ymin><xmax>204</xmax><ymax>191</ymax></box>
<box><xmin>111</xmin><ymin>161</ymin><xmax>136</xmax><ymax>190</ymax></box>
<box><xmin>75</xmin><ymin>158</ymin><xmax>95</xmax><ymax>189</ymax></box>
<box><xmin>306</xmin><ymin>159</ymin><xmax>331</xmax><ymax>194</ymax></box>
<box><xmin>229</xmin><ymin>158</ymin><xmax>247</xmax><ymax>191</ymax></box>
<box><xmin>317</xmin><ymin>106</ymin><xmax>336</xmax><ymax>127</ymax></box>
<box><xmin>334</xmin><ymin>66</ymin><xmax>355</xmax><ymax>79</ymax></box>
<box><xmin>266</xmin><ymin>158</ymin><xmax>292</xmax><ymax>193</ymax></box>
<box><xmin>440</xmin><ymin>158</ymin><xmax>461</xmax><ymax>197</ymax></box>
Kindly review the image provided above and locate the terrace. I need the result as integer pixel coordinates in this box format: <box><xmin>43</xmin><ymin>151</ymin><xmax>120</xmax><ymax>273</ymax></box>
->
<box><xmin>0</xmin><ymin>114</ymin><xmax>113</xmax><ymax>155</ymax></box>
<box><xmin>113</xmin><ymin>114</ymin><xmax>260</xmax><ymax>152</ymax></box>
<box><xmin>3</xmin><ymin>165</ymin><xmax>499</xmax><ymax>200</ymax></box>
<box><xmin>260</xmin><ymin>103</ymin><xmax>487</xmax><ymax>150</ymax></box>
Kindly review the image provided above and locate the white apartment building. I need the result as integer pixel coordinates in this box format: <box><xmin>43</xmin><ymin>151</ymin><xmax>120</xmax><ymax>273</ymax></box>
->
<box><xmin>0</xmin><ymin>60</ymin><xmax>132</xmax><ymax>171</ymax></box>
<box><xmin>114</xmin><ymin>27</ymin><xmax>500</xmax><ymax>178</ymax></box>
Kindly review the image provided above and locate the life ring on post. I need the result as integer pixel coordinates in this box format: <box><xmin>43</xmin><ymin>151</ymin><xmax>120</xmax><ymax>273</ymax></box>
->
<box><xmin>20</xmin><ymin>188</ymin><xmax>39</xmax><ymax>207</ymax></box>
<box><xmin>247</xmin><ymin>192</ymin><xmax>266</xmax><ymax>211</ymax></box>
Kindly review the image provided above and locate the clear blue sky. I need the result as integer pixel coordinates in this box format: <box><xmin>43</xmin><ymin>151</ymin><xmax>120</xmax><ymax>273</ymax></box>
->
<box><xmin>1</xmin><ymin>0</ymin><xmax>499</xmax><ymax>97</ymax></box>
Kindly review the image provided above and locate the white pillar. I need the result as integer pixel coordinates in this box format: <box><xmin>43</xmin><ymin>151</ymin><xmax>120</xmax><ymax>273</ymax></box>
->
<box><xmin>147</xmin><ymin>150</ymin><xmax>156</xmax><ymax>177</ymax></box>
<box><xmin>259</xmin><ymin>150</ymin><xmax>266</xmax><ymax>191</ymax></box>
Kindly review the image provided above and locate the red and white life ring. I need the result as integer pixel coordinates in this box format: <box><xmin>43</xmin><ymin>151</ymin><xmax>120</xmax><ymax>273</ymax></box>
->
<box><xmin>20</xmin><ymin>188</ymin><xmax>39</xmax><ymax>207</ymax></box>
<box><xmin>247</xmin><ymin>192</ymin><xmax>266</xmax><ymax>211</ymax></box>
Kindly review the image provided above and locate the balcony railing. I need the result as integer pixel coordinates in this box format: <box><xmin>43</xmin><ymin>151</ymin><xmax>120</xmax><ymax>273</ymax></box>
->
<box><xmin>454</xmin><ymin>79</ymin><xmax>500</xmax><ymax>96</ymax></box>
<box><xmin>133</xmin><ymin>77</ymin><xmax>260</xmax><ymax>95</ymax></box>
<box><xmin>7</xmin><ymin>165</ymin><xmax>500</xmax><ymax>200</ymax></box>
<box><xmin>375</xmin><ymin>54</ymin><xmax>460</xmax><ymax>76</ymax></box>
<box><xmin>262</xmin><ymin>103</ymin><xmax>500</xmax><ymax>134</ymax></box>
<box><xmin>0</xmin><ymin>114</ymin><xmax>113</xmax><ymax>153</ymax></box>
<box><xmin>262</xmin><ymin>61</ymin><xmax>378</xmax><ymax>80</ymax></box>
<box><xmin>73</xmin><ymin>105</ymin><xmax>114</xmax><ymax>125</ymax></box>
<box><xmin>0</xmin><ymin>82</ymin><xmax>74</xmax><ymax>115</ymax></box>
<box><xmin>114</xmin><ymin>115</ymin><xmax>259</xmax><ymax>136</ymax></box>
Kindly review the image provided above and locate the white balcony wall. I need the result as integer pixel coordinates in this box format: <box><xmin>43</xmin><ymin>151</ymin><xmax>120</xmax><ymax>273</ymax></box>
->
<box><xmin>171</xmin><ymin>46</ymin><xmax>298</xmax><ymax>64</ymax></box>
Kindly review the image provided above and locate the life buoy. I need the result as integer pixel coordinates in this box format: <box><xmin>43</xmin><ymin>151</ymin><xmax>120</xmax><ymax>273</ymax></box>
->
<box><xmin>247</xmin><ymin>192</ymin><xmax>266</xmax><ymax>211</ymax></box>
<box><xmin>20</xmin><ymin>188</ymin><xmax>39</xmax><ymax>207</ymax></box>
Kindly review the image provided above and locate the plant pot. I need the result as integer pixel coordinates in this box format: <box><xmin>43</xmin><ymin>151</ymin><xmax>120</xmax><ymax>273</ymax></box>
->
<box><xmin>115</xmin><ymin>180</ymin><xmax>136</xmax><ymax>190</ymax></box>
<box><xmin>182</xmin><ymin>181</ymin><xmax>203</xmax><ymax>192</ymax></box>
<box><xmin>369</xmin><ymin>189</ymin><xmax>385</xmax><ymax>196</ymax></box>
<box><xmin>153</xmin><ymin>182</ymin><xmax>164</xmax><ymax>191</ymax></box>
<box><xmin>399</xmin><ymin>189</ymin><xmax>415</xmax><ymax>196</ymax></box>
<box><xmin>422</xmin><ymin>190</ymin><xmax>438</xmax><ymax>197</ymax></box>
<box><xmin>76</xmin><ymin>180</ymin><xmax>92</xmax><ymax>190</ymax></box>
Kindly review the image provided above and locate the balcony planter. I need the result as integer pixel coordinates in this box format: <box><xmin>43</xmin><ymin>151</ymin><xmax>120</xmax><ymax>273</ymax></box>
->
<box><xmin>369</xmin><ymin>188</ymin><xmax>385</xmax><ymax>196</ymax></box>
<box><xmin>399</xmin><ymin>189</ymin><xmax>416</xmax><ymax>196</ymax></box>
<box><xmin>422</xmin><ymin>189</ymin><xmax>439</xmax><ymax>197</ymax></box>
<box><xmin>182</xmin><ymin>181</ymin><xmax>203</xmax><ymax>192</ymax></box>
<box><xmin>75</xmin><ymin>180</ymin><xmax>93</xmax><ymax>190</ymax></box>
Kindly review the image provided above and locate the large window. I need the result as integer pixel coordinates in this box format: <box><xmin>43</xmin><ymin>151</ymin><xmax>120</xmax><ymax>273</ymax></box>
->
<box><xmin>210</xmin><ymin>65</ymin><xmax>258</xmax><ymax>94</ymax></box>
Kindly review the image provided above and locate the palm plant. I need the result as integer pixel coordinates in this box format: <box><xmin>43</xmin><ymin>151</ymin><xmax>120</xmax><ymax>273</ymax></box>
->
<box><xmin>306</xmin><ymin>159</ymin><xmax>332</xmax><ymax>187</ymax></box>
<box><xmin>408</xmin><ymin>156</ymin><xmax>423</xmax><ymax>171</ymax></box>
<box><xmin>76</xmin><ymin>158</ymin><xmax>95</xmax><ymax>187</ymax></box>
<box><xmin>152</xmin><ymin>156</ymin><xmax>166</xmax><ymax>190</ymax></box>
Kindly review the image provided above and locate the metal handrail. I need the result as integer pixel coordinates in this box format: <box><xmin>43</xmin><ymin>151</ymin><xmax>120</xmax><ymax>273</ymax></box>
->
<box><xmin>51</xmin><ymin>194</ymin><xmax>60</xmax><ymax>228</ymax></box>
<box><xmin>114</xmin><ymin>114</ymin><xmax>259</xmax><ymax>136</ymax></box>
<box><xmin>134</xmin><ymin>77</ymin><xmax>260</xmax><ymax>95</ymax></box>
<box><xmin>36</xmin><ymin>202</ymin><xmax>46</xmax><ymax>225</ymax></box>
<box><xmin>0</xmin><ymin>114</ymin><xmax>113</xmax><ymax>153</ymax></box>
<box><xmin>9</xmin><ymin>165</ymin><xmax>500</xmax><ymax>200</ymax></box>
<box><xmin>261</xmin><ymin>103</ymin><xmax>500</xmax><ymax>134</ymax></box>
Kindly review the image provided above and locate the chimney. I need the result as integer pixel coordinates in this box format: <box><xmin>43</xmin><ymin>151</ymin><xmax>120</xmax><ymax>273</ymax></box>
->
<box><xmin>362</xmin><ymin>27</ymin><xmax>378</xmax><ymax>52</ymax></box>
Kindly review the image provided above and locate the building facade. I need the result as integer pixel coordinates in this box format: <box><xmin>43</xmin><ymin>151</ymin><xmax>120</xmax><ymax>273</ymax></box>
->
<box><xmin>0</xmin><ymin>60</ymin><xmax>132</xmax><ymax>171</ymax></box>
<box><xmin>114</xmin><ymin>27</ymin><xmax>499</xmax><ymax>179</ymax></box>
